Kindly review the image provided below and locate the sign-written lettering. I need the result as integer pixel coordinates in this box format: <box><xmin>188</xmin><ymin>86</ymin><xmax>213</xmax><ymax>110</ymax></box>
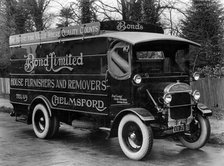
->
<box><xmin>112</xmin><ymin>94</ymin><xmax>128</xmax><ymax>104</ymax></box>
<box><xmin>9</xmin><ymin>22</ymin><xmax>100</xmax><ymax>46</ymax></box>
<box><xmin>10</xmin><ymin>78</ymin><xmax>107</xmax><ymax>92</ymax></box>
<box><xmin>117</xmin><ymin>21</ymin><xmax>144</xmax><ymax>31</ymax></box>
<box><xmin>24</xmin><ymin>52</ymin><xmax>83</xmax><ymax>73</ymax></box>
<box><xmin>52</xmin><ymin>95</ymin><xmax>107</xmax><ymax>112</ymax></box>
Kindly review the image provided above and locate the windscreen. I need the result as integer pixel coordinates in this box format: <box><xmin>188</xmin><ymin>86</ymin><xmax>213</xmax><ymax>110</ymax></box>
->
<box><xmin>134</xmin><ymin>43</ymin><xmax>190</xmax><ymax>75</ymax></box>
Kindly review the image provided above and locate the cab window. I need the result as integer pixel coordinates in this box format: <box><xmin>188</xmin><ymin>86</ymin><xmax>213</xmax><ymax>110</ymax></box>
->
<box><xmin>134</xmin><ymin>43</ymin><xmax>190</xmax><ymax>74</ymax></box>
<box><xmin>136</xmin><ymin>51</ymin><xmax>164</xmax><ymax>60</ymax></box>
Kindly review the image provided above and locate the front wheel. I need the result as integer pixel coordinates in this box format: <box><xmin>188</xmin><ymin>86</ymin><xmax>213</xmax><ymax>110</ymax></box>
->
<box><xmin>179</xmin><ymin>114</ymin><xmax>210</xmax><ymax>149</ymax></box>
<box><xmin>118</xmin><ymin>114</ymin><xmax>153</xmax><ymax>160</ymax></box>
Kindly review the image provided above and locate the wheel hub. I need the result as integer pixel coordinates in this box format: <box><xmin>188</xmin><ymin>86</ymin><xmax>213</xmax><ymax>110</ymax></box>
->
<box><xmin>183</xmin><ymin>117</ymin><xmax>201</xmax><ymax>142</ymax></box>
<box><xmin>34</xmin><ymin>110</ymin><xmax>46</xmax><ymax>133</ymax></box>
<box><xmin>129</xmin><ymin>132</ymin><xmax>136</xmax><ymax>140</ymax></box>
<box><xmin>39</xmin><ymin>117</ymin><xmax>45</xmax><ymax>131</ymax></box>
<box><xmin>126</xmin><ymin>127</ymin><xmax>141</xmax><ymax>150</ymax></box>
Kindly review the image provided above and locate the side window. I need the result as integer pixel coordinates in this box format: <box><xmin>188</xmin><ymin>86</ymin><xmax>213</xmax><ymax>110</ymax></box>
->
<box><xmin>10</xmin><ymin>45</ymin><xmax>38</xmax><ymax>60</ymax></box>
<box><xmin>100</xmin><ymin>56</ymin><xmax>107</xmax><ymax>74</ymax></box>
<box><xmin>67</xmin><ymin>39</ymin><xmax>108</xmax><ymax>74</ymax></box>
<box><xmin>108</xmin><ymin>42</ymin><xmax>131</xmax><ymax>80</ymax></box>
<box><xmin>10</xmin><ymin>47</ymin><xmax>27</xmax><ymax>59</ymax></box>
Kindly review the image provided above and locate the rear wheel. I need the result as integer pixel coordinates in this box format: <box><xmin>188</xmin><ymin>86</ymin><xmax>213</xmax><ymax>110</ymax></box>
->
<box><xmin>179</xmin><ymin>114</ymin><xmax>210</xmax><ymax>149</ymax></box>
<box><xmin>32</xmin><ymin>104</ymin><xmax>59</xmax><ymax>139</ymax></box>
<box><xmin>118</xmin><ymin>114</ymin><xmax>153</xmax><ymax>160</ymax></box>
<box><xmin>48</xmin><ymin>115</ymin><xmax>60</xmax><ymax>138</ymax></box>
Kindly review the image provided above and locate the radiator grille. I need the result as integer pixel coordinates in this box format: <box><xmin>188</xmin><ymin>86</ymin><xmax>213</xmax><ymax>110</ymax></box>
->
<box><xmin>169</xmin><ymin>93</ymin><xmax>191</xmax><ymax>120</ymax></box>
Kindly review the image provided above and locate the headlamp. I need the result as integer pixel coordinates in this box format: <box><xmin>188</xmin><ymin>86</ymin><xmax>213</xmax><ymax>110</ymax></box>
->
<box><xmin>163</xmin><ymin>94</ymin><xmax>172</xmax><ymax>104</ymax></box>
<box><xmin>193</xmin><ymin>90</ymin><xmax>200</xmax><ymax>101</ymax></box>
<box><xmin>133</xmin><ymin>74</ymin><xmax>142</xmax><ymax>84</ymax></box>
<box><xmin>193</xmin><ymin>72</ymin><xmax>200</xmax><ymax>81</ymax></box>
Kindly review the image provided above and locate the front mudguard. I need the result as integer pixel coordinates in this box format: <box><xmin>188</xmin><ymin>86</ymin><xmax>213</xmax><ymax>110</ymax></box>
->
<box><xmin>193</xmin><ymin>103</ymin><xmax>212</xmax><ymax>117</ymax></box>
<box><xmin>109</xmin><ymin>108</ymin><xmax>155</xmax><ymax>138</ymax></box>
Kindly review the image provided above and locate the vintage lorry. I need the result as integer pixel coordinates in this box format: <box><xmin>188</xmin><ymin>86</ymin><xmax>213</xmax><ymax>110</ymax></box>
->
<box><xmin>9</xmin><ymin>21</ymin><xmax>212</xmax><ymax>160</ymax></box>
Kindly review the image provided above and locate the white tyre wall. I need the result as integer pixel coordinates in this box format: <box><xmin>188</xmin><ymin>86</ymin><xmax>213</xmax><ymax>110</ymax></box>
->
<box><xmin>118</xmin><ymin>114</ymin><xmax>153</xmax><ymax>160</ymax></box>
<box><xmin>179</xmin><ymin>114</ymin><xmax>210</xmax><ymax>149</ymax></box>
<box><xmin>32</xmin><ymin>104</ymin><xmax>51</xmax><ymax>139</ymax></box>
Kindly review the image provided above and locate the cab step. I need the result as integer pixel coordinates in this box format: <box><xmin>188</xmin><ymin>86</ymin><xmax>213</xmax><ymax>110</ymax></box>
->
<box><xmin>98</xmin><ymin>127</ymin><xmax>111</xmax><ymax>132</ymax></box>
<box><xmin>99</xmin><ymin>127</ymin><xmax>111</xmax><ymax>139</ymax></box>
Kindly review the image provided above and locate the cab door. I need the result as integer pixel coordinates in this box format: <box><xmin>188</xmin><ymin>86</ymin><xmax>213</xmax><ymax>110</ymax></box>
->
<box><xmin>107</xmin><ymin>41</ymin><xmax>132</xmax><ymax>112</ymax></box>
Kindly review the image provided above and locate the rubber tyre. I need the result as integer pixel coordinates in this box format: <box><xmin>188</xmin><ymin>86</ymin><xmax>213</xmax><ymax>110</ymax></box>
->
<box><xmin>32</xmin><ymin>104</ymin><xmax>53</xmax><ymax>139</ymax></box>
<box><xmin>179</xmin><ymin>114</ymin><xmax>210</xmax><ymax>149</ymax></box>
<box><xmin>118</xmin><ymin>114</ymin><xmax>153</xmax><ymax>160</ymax></box>
<box><xmin>48</xmin><ymin>115</ymin><xmax>60</xmax><ymax>138</ymax></box>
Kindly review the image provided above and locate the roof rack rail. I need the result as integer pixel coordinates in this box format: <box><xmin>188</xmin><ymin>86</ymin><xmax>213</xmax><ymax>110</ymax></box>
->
<box><xmin>9</xmin><ymin>21</ymin><xmax>163</xmax><ymax>46</ymax></box>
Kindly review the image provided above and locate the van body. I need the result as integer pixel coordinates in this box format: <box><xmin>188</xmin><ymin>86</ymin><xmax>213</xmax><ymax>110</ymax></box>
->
<box><xmin>10</xmin><ymin>21</ymin><xmax>212</xmax><ymax>160</ymax></box>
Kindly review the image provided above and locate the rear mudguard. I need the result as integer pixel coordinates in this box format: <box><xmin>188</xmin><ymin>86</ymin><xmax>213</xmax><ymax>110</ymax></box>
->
<box><xmin>27</xmin><ymin>95</ymin><xmax>52</xmax><ymax>124</ymax></box>
<box><xmin>194</xmin><ymin>103</ymin><xmax>212</xmax><ymax>117</ymax></box>
<box><xmin>109</xmin><ymin>108</ymin><xmax>155</xmax><ymax>138</ymax></box>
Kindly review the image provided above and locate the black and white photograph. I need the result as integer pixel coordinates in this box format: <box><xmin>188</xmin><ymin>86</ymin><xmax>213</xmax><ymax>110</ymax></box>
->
<box><xmin>0</xmin><ymin>0</ymin><xmax>224</xmax><ymax>165</ymax></box>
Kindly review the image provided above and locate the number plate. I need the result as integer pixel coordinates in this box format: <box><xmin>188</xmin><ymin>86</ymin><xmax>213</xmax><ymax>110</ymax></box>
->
<box><xmin>173</xmin><ymin>124</ymin><xmax>185</xmax><ymax>133</ymax></box>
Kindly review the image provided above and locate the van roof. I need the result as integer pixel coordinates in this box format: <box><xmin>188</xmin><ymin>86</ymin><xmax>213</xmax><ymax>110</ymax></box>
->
<box><xmin>99</xmin><ymin>32</ymin><xmax>201</xmax><ymax>47</ymax></box>
<box><xmin>9</xmin><ymin>21</ymin><xmax>200</xmax><ymax>47</ymax></box>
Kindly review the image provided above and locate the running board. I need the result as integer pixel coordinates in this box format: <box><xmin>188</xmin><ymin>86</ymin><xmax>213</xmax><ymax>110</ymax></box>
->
<box><xmin>99</xmin><ymin>127</ymin><xmax>111</xmax><ymax>132</ymax></box>
<box><xmin>99</xmin><ymin>127</ymin><xmax>111</xmax><ymax>139</ymax></box>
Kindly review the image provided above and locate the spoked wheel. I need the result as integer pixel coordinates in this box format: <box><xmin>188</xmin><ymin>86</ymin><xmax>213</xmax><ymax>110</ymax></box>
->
<box><xmin>179</xmin><ymin>114</ymin><xmax>210</xmax><ymax>149</ymax></box>
<box><xmin>32</xmin><ymin>104</ymin><xmax>59</xmax><ymax>139</ymax></box>
<box><xmin>118</xmin><ymin>114</ymin><xmax>153</xmax><ymax>160</ymax></box>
